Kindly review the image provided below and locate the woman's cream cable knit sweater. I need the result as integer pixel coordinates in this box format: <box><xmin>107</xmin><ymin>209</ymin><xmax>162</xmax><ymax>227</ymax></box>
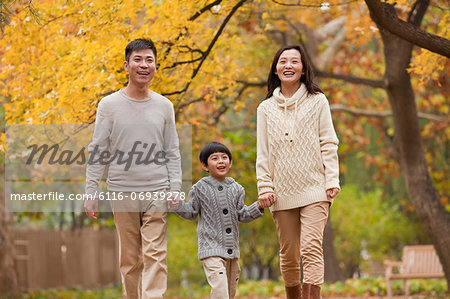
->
<box><xmin>256</xmin><ymin>84</ymin><xmax>340</xmax><ymax>211</ymax></box>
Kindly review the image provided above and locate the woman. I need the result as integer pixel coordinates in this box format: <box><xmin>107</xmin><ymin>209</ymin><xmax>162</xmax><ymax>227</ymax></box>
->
<box><xmin>256</xmin><ymin>45</ymin><xmax>340</xmax><ymax>299</ymax></box>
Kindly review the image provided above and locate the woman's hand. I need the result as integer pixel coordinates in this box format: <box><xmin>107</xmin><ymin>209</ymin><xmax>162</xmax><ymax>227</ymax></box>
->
<box><xmin>326</xmin><ymin>188</ymin><xmax>340</xmax><ymax>200</ymax></box>
<box><xmin>258</xmin><ymin>192</ymin><xmax>277</xmax><ymax>209</ymax></box>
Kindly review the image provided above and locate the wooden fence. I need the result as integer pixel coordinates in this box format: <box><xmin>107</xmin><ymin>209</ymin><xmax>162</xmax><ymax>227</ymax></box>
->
<box><xmin>11</xmin><ymin>228</ymin><xmax>120</xmax><ymax>290</ymax></box>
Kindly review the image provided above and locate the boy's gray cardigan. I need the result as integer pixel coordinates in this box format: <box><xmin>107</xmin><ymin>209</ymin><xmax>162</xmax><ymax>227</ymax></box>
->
<box><xmin>175</xmin><ymin>176</ymin><xmax>264</xmax><ymax>260</ymax></box>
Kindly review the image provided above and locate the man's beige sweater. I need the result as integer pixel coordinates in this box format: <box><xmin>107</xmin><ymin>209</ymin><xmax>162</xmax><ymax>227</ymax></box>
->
<box><xmin>256</xmin><ymin>84</ymin><xmax>339</xmax><ymax>211</ymax></box>
<box><xmin>86</xmin><ymin>89</ymin><xmax>181</xmax><ymax>196</ymax></box>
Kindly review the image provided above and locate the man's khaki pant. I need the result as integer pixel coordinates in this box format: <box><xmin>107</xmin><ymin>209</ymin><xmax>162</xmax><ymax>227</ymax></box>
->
<box><xmin>202</xmin><ymin>257</ymin><xmax>241</xmax><ymax>299</ymax></box>
<box><xmin>112</xmin><ymin>194</ymin><xmax>168</xmax><ymax>299</ymax></box>
<box><xmin>272</xmin><ymin>201</ymin><xmax>329</xmax><ymax>286</ymax></box>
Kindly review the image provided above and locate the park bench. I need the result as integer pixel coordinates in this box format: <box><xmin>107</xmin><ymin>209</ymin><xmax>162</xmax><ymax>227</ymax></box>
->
<box><xmin>384</xmin><ymin>245</ymin><xmax>445</xmax><ymax>296</ymax></box>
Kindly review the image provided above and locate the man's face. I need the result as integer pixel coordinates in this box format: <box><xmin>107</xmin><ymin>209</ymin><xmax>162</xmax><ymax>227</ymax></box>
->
<box><xmin>124</xmin><ymin>49</ymin><xmax>156</xmax><ymax>87</ymax></box>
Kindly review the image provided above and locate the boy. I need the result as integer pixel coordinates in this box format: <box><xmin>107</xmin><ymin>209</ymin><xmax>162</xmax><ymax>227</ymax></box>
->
<box><xmin>171</xmin><ymin>142</ymin><xmax>263</xmax><ymax>299</ymax></box>
<box><xmin>85</xmin><ymin>38</ymin><xmax>181</xmax><ymax>299</ymax></box>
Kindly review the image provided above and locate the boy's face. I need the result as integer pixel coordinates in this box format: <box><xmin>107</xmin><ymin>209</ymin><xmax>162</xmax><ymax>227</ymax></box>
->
<box><xmin>124</xmin><ymin>49</ymin><xmax>156</xmax><ymax>87</ymax></box>
<box><xmin>202</xmin><ymin>152</ymin><xmax>232</xmax><ymax>181</ymax></box>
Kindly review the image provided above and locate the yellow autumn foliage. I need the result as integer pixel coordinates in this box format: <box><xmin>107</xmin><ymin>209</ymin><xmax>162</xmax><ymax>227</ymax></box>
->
<box><xmin>1</xmin><ymin>0</ymin><xmax>269</xmax><ymax>125</ymax></box>
<box><xmin>409</xmin><ymin>14</ymin><xmax>450</xmax><ymax>86</ymax></box>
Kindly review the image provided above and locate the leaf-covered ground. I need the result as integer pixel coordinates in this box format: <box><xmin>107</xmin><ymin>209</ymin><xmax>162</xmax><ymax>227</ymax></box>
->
<box><xmin>2</xmin><ymin>277</ymin><xmax>446</xmax><ymax>298</ymax></box>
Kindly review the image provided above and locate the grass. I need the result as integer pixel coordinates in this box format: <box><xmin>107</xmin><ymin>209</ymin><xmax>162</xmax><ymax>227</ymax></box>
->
<box><xmin>1</xmin><ymin>277</ymin><xmax>448</xmax><ymax>298</ymax></box>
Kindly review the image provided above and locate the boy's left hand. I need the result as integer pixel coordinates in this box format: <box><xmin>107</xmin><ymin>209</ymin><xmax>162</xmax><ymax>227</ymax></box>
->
<box><xmin>326</xmin><ymin>188</ymin><xmax>340</xmax><ymax>200</ymax></box>
<box><xmin>167</xmin><ymin>191</ymin><xmax>181</xmax><ymax>210</ymax></box>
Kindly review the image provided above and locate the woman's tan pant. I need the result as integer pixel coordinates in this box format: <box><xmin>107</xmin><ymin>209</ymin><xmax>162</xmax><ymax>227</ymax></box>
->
<box><xmin>112</xmin><ymin>193</ymin><xmax>168</xmax><ymax>299</ymax></box>
<box><xmin>272</xmin><ymin>201</ymin><xmax>329</xmax><ymax>286</ymax></box>
<box><xmin>202</xmin><ymin>257</ymin><xmax>241</xmax><ymax>299</ymax></box>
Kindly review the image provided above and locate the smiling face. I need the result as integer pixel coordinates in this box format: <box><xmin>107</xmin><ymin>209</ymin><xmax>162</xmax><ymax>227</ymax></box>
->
<box><xmin>202</xmin><ymin>152</ymin><xmax>232</xmax><ymax>181</ymax></box>
<box><xmin>275</xmin><ymin>49</ymin><xmax>303</xmax><ymax>87</ymax></box>
<box><xmin>124</xmin><ymin>49</ymin><xmax>156</xmax><ymax>87</ymax></box>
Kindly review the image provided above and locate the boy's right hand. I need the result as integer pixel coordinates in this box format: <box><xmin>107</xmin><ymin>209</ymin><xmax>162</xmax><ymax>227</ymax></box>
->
<box><xmin>84</xmin><ymin>198</ymin><xmax>98</xmax><ymax>220</ymax></box>
<box><xmin>258</xmin><ymin>192</ymin><xmax>276</xmax><ymax>208</ymax></box>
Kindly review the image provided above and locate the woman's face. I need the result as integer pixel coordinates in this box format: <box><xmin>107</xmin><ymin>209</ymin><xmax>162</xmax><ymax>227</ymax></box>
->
<box><xmin>275</xmin><ymin>49</ymin><xmax>303</xmax><ymax>85</ymax></box>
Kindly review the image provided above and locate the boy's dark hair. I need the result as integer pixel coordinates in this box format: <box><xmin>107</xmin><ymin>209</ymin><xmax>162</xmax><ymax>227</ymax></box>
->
<box><xmin>125</xmin><ymin>38</ymin><xmax>157</xmax><ymax>63</ymax></box>
<box><xmin>199</xmin><ymin>142</ymin><xmax>232</xmax><ymax>166</ymax></box>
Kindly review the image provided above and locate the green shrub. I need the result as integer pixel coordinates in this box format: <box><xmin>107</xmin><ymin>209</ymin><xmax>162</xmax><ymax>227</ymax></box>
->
<box><xmin>321</xmin><ymin>276</ymin><xmax>448</xmax><ymax>296</ymax></box>
<box><xmin>331</xmin><ymin>186</ymin><xmax>428</xmax><ymax>277</ymax></box>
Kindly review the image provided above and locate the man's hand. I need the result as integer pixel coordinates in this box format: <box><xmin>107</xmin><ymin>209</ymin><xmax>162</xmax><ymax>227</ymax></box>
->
<box><xmin>258</xmin><ymin>192</ymin><xmax>276</xmax><ymax>209</ymax></box>
<box><xmin>167</xmin><ymin>191</ymin><xmax>181</xmax><ymax>211</ymax></box>
<box><xmin>84</xmin><ymin>198</ymin><xmax>99</xmax><ymax>220</ymax></box>
<box><xmin>326</xmin><ymin>188</ymin><xmax>340</xmax><ymax>200</ymax></box>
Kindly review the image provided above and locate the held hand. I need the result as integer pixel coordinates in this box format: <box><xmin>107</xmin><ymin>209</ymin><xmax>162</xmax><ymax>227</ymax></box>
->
<box><xmin>84</xmin><ymin>198</ymin><xmax>98</xmax><ymax>220</ymax></box>
<box><xmin>326</xmin><ymin>188</ymin><xmax>340</xmax><ymax>200</ymax></box>
<box><xmin>268</xmin><ymin>193</ymin><xmax>277</xmax><ymax>206</ymax></box>
<box><xmin>167</xmin><ymin>191</ymin><xmax>181</xmax><ymax>211</ymax></box>
<box><xmin>258</xmin><ymin>192</ymin><xmax>276</xmax><ymax>209</ymax></box>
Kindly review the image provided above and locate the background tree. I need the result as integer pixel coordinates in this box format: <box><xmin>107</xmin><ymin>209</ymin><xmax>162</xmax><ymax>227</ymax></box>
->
<box><xmin>1</xmin><ymin>1</ymin><xmax>40</xmax><ymax>293</ymax></box>
<box><xmin>0</xmin><ymin>164</ymin><xmax>20</xmax><ymax>294</ymax></box>
<box><xmin>363</xmin><ymin>0</ymin><xmax>450</xmax><ymax>282</ymax></box>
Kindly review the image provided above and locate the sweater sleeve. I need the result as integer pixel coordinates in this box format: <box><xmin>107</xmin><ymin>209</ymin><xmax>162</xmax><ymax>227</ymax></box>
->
<box><xmin>85</xmin><ymin>99</ymin><xmax>111</xmax><ymax>197</ymax></box>
<box><xmin>236</xmin><ymin>186</ymin><xmax>264</xmax><ymax>223</ymax></box>
<box><xmin>256</xmin><ymin>105</ymin><xmax>275</xmax><ymax>195</ymax></box>
<box><xmin>164</xmin><ymin>102</ymin><xmax>182</xmax><ymax>191</ymax></box>
<box><xmin>318</xmin><ymin>97</ymin><xmax>340</xmax><ymax>190</ymax></box>
<box><xmin>175</xmin><ymin>185</ymin><xmax>200</xmax><ymax>220</ymax></box>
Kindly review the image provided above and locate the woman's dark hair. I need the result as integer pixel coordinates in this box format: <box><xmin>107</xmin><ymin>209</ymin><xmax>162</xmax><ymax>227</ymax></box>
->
<box><xmin>125</xmin><ymin>38</ymin><xmax>157</xmax><ymax>63</ymax></box>
<box><xmin>199</xmin><ymin>142</ymin><xmax>232</xmax><ymax>166</ymax></box>
<box><xmin>266</xmin><ymin>45</ymin><xmax>322</xmax><ymax>98</ymax></box>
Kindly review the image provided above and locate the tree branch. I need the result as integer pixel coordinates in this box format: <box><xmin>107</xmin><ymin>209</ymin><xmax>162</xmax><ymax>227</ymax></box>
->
<box><xmin>271</xmin><ymin>0</ymin><xmax>301</xmax><ymax>6</ymax></box>
<box><xmin>213</xmin><ymin>101</ymin><xmax>230</xmax><ymax>124</ymax></box>
<box><xmin>409</xmin><ymin>0</ymin><xmax>429</xmax><ymax>27</ymax></box>
<box><xmin>161</xmin><ymin>0</ymin><xmax>223</xmax><ymax>60</ymax></box>
<box><xmin>190</xmin><ymin>0</ymin><xmax>247</xmax><ymax>80</ymax></box>
<box><xmin>236</xmin><ymin>79</ymin><xmax>266</xmax><ymax>87</ymax></box>
<box><xmin>271</xmin><ymin>0</ymin><xmax>359</xmax><ymax>7</ymax></box>
<box><xmin>174</xmin><ymin>87</ymin><xmax>228</xmax><ymax>115</ymax></box>
<box><xmin>315</xmin><ymin>26</ymin><xmax>347</xmax><ymax>69</ymax></box>
<box><xmin>315</xmin><ymin>70</ymin><xmax>386</xmax><ymax>88</ymax></box>
<box><xmin>163</xmin><ymin>56</ymin><xmax>203</xmax><ymax>70</ymax></box>
<box><xmin>330</xmin><ymin>104</ymin><xmax>448</xmax><ymax>122</ymax></box>
<box><xmin>177</xmin><ymin>45</ymin><xmax>204</xmax><ymax>55</ymax></box>
<box><xmin>174</xmin><ymin>97</ymin><xmax>204</xmax><ymax>117</ymax></box>
<box><xmin>237</xmin><ymin>70</ymin><xmax>386</xmax><ymax>90</ymax></box>
<box><xmin>189</xmin><ymin>0</ymin><xmax>222</xmax><ymax>21</ymax></box>
<box><xmin>364</xmin><ymin>0</ymin><xmax>450</xmax><ymax>57</ymax></box>
<box><xmin>163</xmin><ymin>0</ymin><xmax>248</xmax><ymax>96</ymax></box>
<box><xmin>315</xmin><ymin>17</ymin><xmax>346</xmax><ymax>40</ymax></box>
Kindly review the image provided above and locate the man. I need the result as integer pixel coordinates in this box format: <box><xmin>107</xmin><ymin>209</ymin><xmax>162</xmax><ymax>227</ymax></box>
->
<box><xmin>85</xmin><ymin>38</ymin><xmax>181</xmax><ymax>299</ymax></box>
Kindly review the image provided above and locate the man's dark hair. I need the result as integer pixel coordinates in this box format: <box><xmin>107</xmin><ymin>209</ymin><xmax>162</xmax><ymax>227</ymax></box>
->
<box><xmin>199</xmin><ymin>142</ymin><xmax>232</xmax><ymax>166</ymax></box>
<box><xmin>125</xmin><ymin>38</ymin><xmax>157</xmax><ymax>63</ymax></box>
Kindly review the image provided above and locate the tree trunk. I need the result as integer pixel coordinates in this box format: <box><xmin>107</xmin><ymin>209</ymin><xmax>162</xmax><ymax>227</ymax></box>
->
<box><xmin>0</xmin><ymin>165</ymin><xmax>20</xmax><ymax>294</ymax></box>
<box><xmin>323</xmin><ymin>215</ymin><xmax>344</xmax><ymax>282</ymax></box>
<box><xmin>376</xmin><ymin>13</ymin><xmax>450</xmax><ymax>284</ymax></box>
